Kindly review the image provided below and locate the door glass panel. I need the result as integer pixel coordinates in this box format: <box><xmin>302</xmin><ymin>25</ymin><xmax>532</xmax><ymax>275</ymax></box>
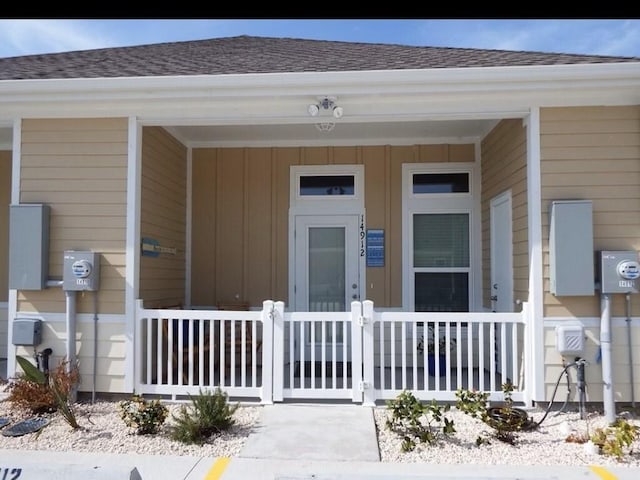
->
<box><xmin>415</xmin><ymin>272</ymin><xmax>469</xmax><ymax>312</ymax></box>
<box><xmin>308</xmin><ymin>227</ymin><xmax>346</xmax><ymax>312</ymax></box>
<box><xmin>413</xmin><ymin>214</ymin><xmax>469</xmax><ymax>267</ymax></box>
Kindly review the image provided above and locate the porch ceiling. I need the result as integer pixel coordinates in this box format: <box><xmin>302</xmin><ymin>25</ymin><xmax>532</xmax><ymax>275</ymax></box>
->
<box><xmin>166</xmin><ymin>118</ymin><xmax>499</xmax><ymax>147</ymax></box>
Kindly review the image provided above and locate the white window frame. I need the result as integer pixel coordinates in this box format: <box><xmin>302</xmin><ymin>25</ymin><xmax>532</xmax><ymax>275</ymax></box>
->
<box><xmin>402</xmin><ymin>162</ymin><xmax>480</xmax><ymax>312</ymax></box>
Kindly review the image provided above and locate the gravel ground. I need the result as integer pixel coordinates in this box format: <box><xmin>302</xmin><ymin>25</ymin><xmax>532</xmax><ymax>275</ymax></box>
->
<box><xmin>1</xmin><ymin>386</ymin><xmax>639</xmax><ymax>468</ymax></box>
<box><xmin>374</xmin><ymin>405</ymin><xmax>640</xmax><ymax>468</ymax></box>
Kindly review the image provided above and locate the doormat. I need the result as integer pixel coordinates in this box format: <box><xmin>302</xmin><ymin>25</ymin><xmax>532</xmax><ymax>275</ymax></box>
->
<box><xmin>1</xmin><ymin>417</ymin><xmax>50</xmax><ymax>437</ymax></box>
<box><xmin>0</xmin><ymin>417</ymin><xmax>10</xmax><ymax>429</ymax></box>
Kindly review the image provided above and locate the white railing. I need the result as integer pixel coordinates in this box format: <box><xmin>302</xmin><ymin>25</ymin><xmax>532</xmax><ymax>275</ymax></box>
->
<box><xmin>361</xmin><ymin>301</ymin><xmax>529</xmax><ymax>405</ymax></box>
<box><xmin>134</xmin><ymin>299</ymin><xmax>529</xmax><ymax>405</ymax></box>
<box><xmin>134</xmin><ymin>299</ymin><xmax>273</xmax><ymax>402</ymax></box>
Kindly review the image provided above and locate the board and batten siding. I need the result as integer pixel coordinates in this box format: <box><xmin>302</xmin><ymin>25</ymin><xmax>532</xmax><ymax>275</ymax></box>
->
<box><xmin>540</xmin><ymin>106</ymin><xmax>640</xmax><ymax>403</ymax></box>
<box><xmin>190</xmin><ymin>144</ymin><xmax>475</xmax><ymax>309</ymax></box>
<box><xmin>16</xmin><ymin>118</ymin><xmax>129</xmax><ymax>392</ymax></box>
<box><xmin>139</xmin><ymin>127</ymin><xmax>187</xmax><ymax>307</ymax></box>
<box><xmin>480</xmin><ymin>119</ymin><xmax>528</xmax><ymax>312</ymax></box>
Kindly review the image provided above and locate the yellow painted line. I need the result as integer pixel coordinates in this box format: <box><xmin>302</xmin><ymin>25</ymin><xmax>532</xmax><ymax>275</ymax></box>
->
<box><xmin>589</xmin><ymin>465</ymin><xmax>618</xmax><ymax>480</ymax></box>
<box><xmin>204</xmin><ymin>457</ymin><xmax>231</xmax><ymax>480</ymax></box>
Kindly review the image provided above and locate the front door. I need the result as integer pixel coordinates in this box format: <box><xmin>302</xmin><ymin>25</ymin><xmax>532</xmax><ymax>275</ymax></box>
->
<box><xmin>490</xmin><ymin>191</ymin><xmax>513</xmax><ymax>313</ymax></box>
<box><xmin>294</xmin><ymin>214</ymin><xmax>361</xmax><ymax>312</ymax></box>
<box><xmin>293</xmin><ymin>214</ymin><xmax>361</xmax><ymax>361</ymax></box>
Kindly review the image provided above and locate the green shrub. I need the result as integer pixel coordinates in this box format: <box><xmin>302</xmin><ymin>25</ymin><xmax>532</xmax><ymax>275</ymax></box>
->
<box><xmin>590</xmin><ymin>418</ymin><xmax>640</xmax><ymax>460</ymax></box>
<box><xmin>118</xmin><ymin>395</ymin><xmax>168</xmax><ymax>435</ymax></box>
<box><xmin>170</xmin><ymin>387</ymin><xmax>239</xmax><ymax>445</ymax></box>
<box><xmin>385</xmin><ymin>390</ymin><xmax>455</xmax><ymax>452</ymax></box>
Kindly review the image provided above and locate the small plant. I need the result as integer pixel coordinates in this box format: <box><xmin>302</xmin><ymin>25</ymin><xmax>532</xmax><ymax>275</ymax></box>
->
<box><xmin>170</xmin><ymin>387</ymin><xmax>239</xmax><ymax>445</ymax></box>
<box><xmin>455</xmin><ymin>382</ymin><xmax>532</xmax><ymax>445</ymax></box>
<box><xmin>417</xmin><ymin>324</ymin><xmax>456</xmax><ymax>355</ymax></box>
<box><xmin>590</xmin><ymin>418</ymin><xmax>640</xmax><ymax>460</ymax></box>
<box><xmin>385</xmin><ymin>390</ymin><xmax>455</xmax><ymax>452</ymax></box>
<box><xmin>118</xmin><ymin>395</ymin><xmax>168</xmax><ymax>435</ymax></box>
<box><xmin>9</xmin><ymin>356</ymin><xmax>80</xmax><ymax>429</ymax></box>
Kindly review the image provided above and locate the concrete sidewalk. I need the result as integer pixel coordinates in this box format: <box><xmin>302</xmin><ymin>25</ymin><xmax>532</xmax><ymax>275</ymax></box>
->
<box><xmin>1</xmin><ymin>403</ymin><xmax>640</xmax><ymax>479</ymax></box>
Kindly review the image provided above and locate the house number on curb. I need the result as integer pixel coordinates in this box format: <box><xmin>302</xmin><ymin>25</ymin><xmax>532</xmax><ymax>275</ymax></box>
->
<box><xmin>0</xmin><ymin>468</ymin><xmax>22</xmax><ymax>479</ymax></box>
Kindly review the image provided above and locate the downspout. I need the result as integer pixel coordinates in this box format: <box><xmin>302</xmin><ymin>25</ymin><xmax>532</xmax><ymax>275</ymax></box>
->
<box><xmin>600</xmin><ymin>293</ymin><xmax>615</xmax><ymax>423</ymax></box>
<box><xmin>93</xmin><ymin>290</ymin><xmax>99</xmax><ymax>404</ymax></box>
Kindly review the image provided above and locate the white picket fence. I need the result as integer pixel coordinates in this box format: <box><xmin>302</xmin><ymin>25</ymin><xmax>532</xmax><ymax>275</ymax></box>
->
<box><xmin>135</xmin><ymin>300</ymin><xmax>529</xmax><ymax>404</ymax></box>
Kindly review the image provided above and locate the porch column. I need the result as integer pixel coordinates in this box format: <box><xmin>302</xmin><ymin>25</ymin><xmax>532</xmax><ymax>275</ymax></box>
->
<box><xmin>525</xmin><ymin>107</ymin><xmax>544</xmax><ymax>405</ymax></box>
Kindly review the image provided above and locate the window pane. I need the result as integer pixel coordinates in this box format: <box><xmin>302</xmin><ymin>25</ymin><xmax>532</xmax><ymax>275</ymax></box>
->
<box><xmin>415</xmin><ymin>273</ymin><xmax>469</xmax><ymax>312</ymax></box>
<box><xmin>413</xmin><ymin>214</ymin><xmax>469</xmax><ymax>267</ymax></box>
<box><xmin>300</xmin><ymin>175</ymin><xmax>354</xmax><ymax>195</ymax></box>
<box><xmin>413</xmin><ymin>173</ymin><xmax>469</xmax><ymax>194</ymax></box>
<box><xmin>309</xmin><ymin>227</ymin><xmax>345</xmax><ymax>311</ymax></box>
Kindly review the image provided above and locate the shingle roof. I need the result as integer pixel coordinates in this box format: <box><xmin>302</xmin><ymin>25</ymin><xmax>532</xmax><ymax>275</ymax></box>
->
<box><xmin>1</xmin><ymin>35</ymin><xmax>638</xmax><ymax>81</ymax></box>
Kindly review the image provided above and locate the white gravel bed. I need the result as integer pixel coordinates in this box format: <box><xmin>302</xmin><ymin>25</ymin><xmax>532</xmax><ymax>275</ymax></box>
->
<box><xmin>374</xmin><ymin>405</ymin><xmax>640</xmax><ymax>468</ymax></box>
<box><xmin>0</xmin><ymin>398</ymin><xmax>261</xmax><ymax>457</ymax></box>
<box><xmin>1</xmin><ymin>389</ymin><xmax>640</xmax><ymax>468</ymax></box>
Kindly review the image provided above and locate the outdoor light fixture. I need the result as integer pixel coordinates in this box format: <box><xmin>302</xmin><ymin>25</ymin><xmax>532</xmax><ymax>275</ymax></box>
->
<box><xmin>308</xmin><ymin>96</ymin><xmax>344</xmax><ymax>119</ymax></box>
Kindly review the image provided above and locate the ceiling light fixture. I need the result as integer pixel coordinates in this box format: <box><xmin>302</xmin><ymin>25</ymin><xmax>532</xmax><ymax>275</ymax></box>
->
<box><xmin>308</xmin><ymin>96</ymin><xmax>344</xmax><ymax>119</ymax></box>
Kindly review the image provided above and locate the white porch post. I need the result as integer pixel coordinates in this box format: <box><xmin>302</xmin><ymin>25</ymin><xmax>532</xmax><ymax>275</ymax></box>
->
<box><xmin>125</xmin><ymin>117</ymin><xmax>142</xmax><ymax>393</ymax></box>
<box><xmin>260</xmin><ymin>300</ymin><xmax>274</xmax><ymax>405</ymax></box>
<box><xmin>361</xmin><ymin>300</ymin><xmax>375</xmax><ymax>407</ymax></box>
<box><xmin>525</xmin><ymin>107</ymin><xmax>544</xmax><ymax>405</ymax></box>
<box><xmin>350</xmin><ymin>301</ymin><xmax>363</xmax><ymax>403</ymax></box>
<box><xmin>271</xmin><ymin>301</ymin><xmax>285</xmax><ymax>402</ymax></box>
<box><xmin>6</xmin><ymin>118</ymin><xmax>22</xmax><ymax>379</ymax></box>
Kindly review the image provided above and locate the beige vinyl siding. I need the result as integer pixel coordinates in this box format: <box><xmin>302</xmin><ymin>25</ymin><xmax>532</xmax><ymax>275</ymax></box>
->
<box><xmin>540</xmin><ymin>105</ymin><xmax>640</xmax><ymax>403</ymax></box>
<box><xmin>18</xmin><ymin>118</ymin><xmax>128</xmax><ymax>315</ymax></box>
<box><xmin>190</xmin><ymin>144</ymin><xmax>475</xmax><ymax>308</ymax></box>
<box><xmin>480</xmin><ymin>119</ymin><xmax>528</xmax><ymax>310</ymax></box>
<box><xmin>540</xmin><ymin>106</ymin><xmax>640</xmax><ymax>319</ymax></box>
<box><xmin>0</xmin><ymin>150</ymin><xmax>10</xmax><ymax>302</ymax></box>
<box><xmin>139</xmin><ymin>127</ymin><xmax>187</xmax><ymax>307</ymax></box>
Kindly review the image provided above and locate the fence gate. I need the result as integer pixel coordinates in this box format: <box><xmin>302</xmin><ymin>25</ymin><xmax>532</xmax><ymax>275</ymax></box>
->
<box><xmin>271</xmin><ymin>301</ymin><xmax>364</xmax><ymax>403</ymax></box>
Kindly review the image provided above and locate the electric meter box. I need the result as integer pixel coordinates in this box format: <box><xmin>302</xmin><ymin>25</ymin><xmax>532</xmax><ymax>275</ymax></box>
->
<box><xmin>549</xmin><ymin>200</ymin><xmax>594</xmax><ymax>296</ymax></box>
<box><xmin>8</xmin><ymin>204</ymin><xmax>50</xmax><ymax>290</ymax></box>
<box><xmin>597</xmin><ymin>250</ymin><xmax>639</xmax><ymax>294</ymax></box>
<box><xmin>63</xmin><ymin>250</ymin><xmax>100</xmax><ymax>291</ymax></box>
<box><xmin>12</xmin><ymin>318</ymin><xmax>42</xmax><ymax>346</ymax></box>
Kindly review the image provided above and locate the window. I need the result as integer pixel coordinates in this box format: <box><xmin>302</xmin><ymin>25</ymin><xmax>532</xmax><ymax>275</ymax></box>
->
<box><xmin>300</xmin><ymin>175</ymin><xmax>354</xmax><ymax>196</ymax></box>
<box><xmin>403</xmin><ymin>163</ymin><xmax>475</xmax><ymax>313</ymax></box>
<box><xmin>413</xmin><ymin>173</ymin><xmax>469</xmax><ymax>194</ymax></box>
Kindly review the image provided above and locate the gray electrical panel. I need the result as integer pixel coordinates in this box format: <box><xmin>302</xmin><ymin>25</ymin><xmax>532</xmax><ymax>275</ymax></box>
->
<box><xmin>597</xmin><ymin>251</ymin><xmax>639</xmax><ymax>294</ymax></box>
<box><xmin>63</xmin><ymin>250</ymin><xmax>100</xmax><ymax>291</ymax></box>
<box><xmin>12</xmin><ymin>318</ymin><xmax>42</xmax><ymax>346</ymax></box>
<box><xmin>8</xmin><ymin>204</ymin><xmax>50</xmax><ymax>290</ymax></box>
<box><xmin>549</xmin><ymin>200</ymin><xmax>594</xmax><ymax>296</ymax></box>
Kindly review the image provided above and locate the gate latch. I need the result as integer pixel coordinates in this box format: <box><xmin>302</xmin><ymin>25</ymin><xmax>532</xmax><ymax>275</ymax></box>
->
<box><xmin>358</xmin><ymin>316</ymin><xmax>368</xmax><ymax>327</ymax></box>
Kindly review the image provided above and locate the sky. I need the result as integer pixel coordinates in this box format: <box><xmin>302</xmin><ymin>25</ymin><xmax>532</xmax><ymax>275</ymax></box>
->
<box><xmin>0</xmin><ymin>19</ymin><xmax>639</xmax><ymax>59</ymax></box>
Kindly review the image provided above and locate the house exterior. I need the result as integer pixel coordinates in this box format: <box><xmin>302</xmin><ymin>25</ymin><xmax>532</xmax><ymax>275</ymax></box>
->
<box><xmin>0</xmin><ymin>36</ymin><xmax>639</xmax><ymax>408</ymax></box>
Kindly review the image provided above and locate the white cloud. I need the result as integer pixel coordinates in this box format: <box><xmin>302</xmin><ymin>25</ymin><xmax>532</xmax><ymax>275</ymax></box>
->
<box><xmin>0</xmin><ymin>20</ymin><xmax>110</xmax><ymax>57</ymax></box>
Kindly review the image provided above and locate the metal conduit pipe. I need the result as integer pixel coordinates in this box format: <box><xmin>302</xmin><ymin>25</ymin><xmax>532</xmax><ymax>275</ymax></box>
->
<box><xmin>626</xmin><ymin>294</ymin><xmax>636</xmax><ymax>409</ymax></box>
<box><xmin>600</xmin><ymin>293</ymin><xmax>616</xmax><ymax>424</ymax></box>
<box><xmin>65</xmin><ymin>289</ymin><xmax>77</xmax><ymax>403</ymax></box>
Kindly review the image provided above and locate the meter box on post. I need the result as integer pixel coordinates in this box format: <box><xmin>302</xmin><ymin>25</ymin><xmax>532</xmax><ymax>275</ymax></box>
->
<box><xmin>63</xmin><ymin>250</ymin><xmax>100</xmax><ymax>291</ymax></box>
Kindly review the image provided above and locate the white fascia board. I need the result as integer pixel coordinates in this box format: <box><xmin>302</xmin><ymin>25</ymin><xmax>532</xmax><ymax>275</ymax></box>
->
<box><xmin>1</xmin><ymin>62</ymin><xmax>639</xmax><ymax>102</ymax></box>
